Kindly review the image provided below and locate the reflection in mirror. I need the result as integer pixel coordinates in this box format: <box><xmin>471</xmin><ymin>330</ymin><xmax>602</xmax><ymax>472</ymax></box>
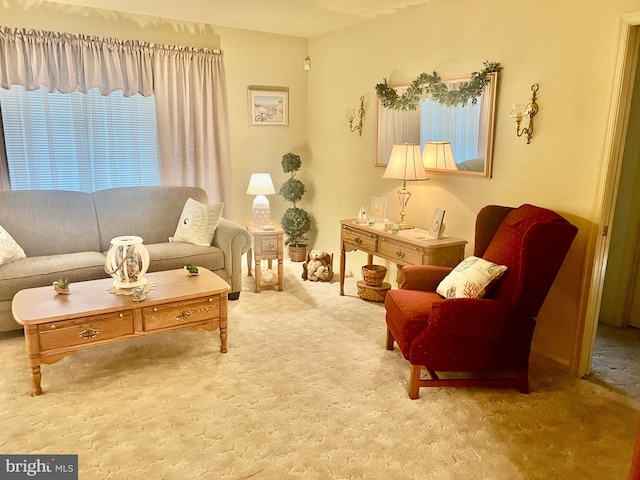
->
<box><xmin>376</xmin><ymin>73</ymin><xmax>497</xmax><ymax>178</ymax></box>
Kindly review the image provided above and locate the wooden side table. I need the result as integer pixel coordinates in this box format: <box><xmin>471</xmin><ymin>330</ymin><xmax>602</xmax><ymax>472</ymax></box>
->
<box><xmin>339</xmin><ymin>219</ymin><xmax>467</xmax><ymax>295</ymax></box>
<box><xmin>246</xmin><ymin>220</ymin><xmax>284</xmax><ymax>292</ymax></box>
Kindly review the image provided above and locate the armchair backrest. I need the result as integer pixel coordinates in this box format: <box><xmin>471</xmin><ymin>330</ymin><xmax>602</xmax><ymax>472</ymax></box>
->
<box><xmin>477</xmin><ymin>204</ymin><xmax>578</xmax><ymax>318</ymax></box>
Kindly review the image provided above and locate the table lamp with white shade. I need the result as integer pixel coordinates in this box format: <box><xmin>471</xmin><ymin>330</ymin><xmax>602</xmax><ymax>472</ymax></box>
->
<box><xmin>422</xmin><ymin>141</ymin><xmax>457</xmax><ymax>170</ymax></box>
<box><xmin>382</xmin><ymin>144</ymin><xmax>428</xmax><ymax>230</ymax></box>
<box><xmin>246</xmin><ymin>173</ymin><xmax>276</xmax><ymax>227</ymax></box>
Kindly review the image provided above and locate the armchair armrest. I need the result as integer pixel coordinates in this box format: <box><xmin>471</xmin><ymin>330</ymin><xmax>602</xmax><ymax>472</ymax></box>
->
<box><xmin>428</xmin><ymin>298</ymin><xmax>514</xmax><ymax>340</ymax></box>
<box><xmin>212</xmin><ymin>218</ymin><xmax>251</xmax><ymax>295</ymax></box>
<box><xmin>400</xmin><ymin>265</ymin><xmax>453</xmax><ymax>292</ymax></box>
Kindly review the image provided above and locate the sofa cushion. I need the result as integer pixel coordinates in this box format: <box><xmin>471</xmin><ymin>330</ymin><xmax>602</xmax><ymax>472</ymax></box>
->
<box><xmin>144</xmin><ymin>243</ymin><xmax>225</xmax><ymax>274</ymax></box>
<box><xmin>0</xmin><ymin>252</ymin><xmax>108</xmax><ymax>301</ymax></box>
<box><xmin>0</xmin><ymin>224</ymin><xmax>26</xmax><ymax>265</ymax></box>
<box><xmin>170</xmin><ymin>198</ymin><xmax>223</xmax><ymax>246</ymax></box>
<box><xmin>92</xmin><ymin>186</ymin><xmax>210</xmax><ymax>252</ymax></box>
<box><xmin>0</xmin><ymin>190</ymin><xmax>100</xmax><ymax>256</ymax></box>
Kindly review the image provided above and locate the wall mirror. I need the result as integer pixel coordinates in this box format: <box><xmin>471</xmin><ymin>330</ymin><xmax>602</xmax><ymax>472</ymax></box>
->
<box><xmin>376</xmin><ymin>72</ymin><xmax>498</xmax><ymax>178</ymax></box>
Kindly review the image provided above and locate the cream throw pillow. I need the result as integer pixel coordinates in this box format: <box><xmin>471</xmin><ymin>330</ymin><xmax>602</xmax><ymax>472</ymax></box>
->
<box><xmin>0</xmin><ymin>224</ymin><xmax>26</xmax><ymax>266</ymax></box>
<box><xmin>170</xmin><ymin>198</ymin><xmax>224</xmax><ymax>247</ymax></box>
<box><xmin>436</xmin><ymin>256</ymin><xmax>507</xmax><ymax>299</ymax></box>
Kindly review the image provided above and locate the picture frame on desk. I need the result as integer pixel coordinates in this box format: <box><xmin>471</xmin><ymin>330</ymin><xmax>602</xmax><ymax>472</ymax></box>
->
<box><xmin>428</xmin><ymin>208</ymin><xmax>446</xmax><ymax>239</ymax></box>
<box><xmin>369</xmin><ymin>197</ymin><xmax>387</xmax><ymax>224</ymax></box>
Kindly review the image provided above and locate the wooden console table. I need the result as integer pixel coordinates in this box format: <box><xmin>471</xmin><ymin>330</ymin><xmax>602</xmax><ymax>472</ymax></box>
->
<box><xmin>339</xmin><ymin>219</ymin><xmax>467</xmax><ymax>295</ymax></box>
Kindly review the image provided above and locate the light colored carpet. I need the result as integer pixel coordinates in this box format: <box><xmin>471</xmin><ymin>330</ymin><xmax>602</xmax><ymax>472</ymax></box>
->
<box><xmin>1</xmin><ymin>261</ymin><xmax>638</xmax><ymax>479</ymax></box>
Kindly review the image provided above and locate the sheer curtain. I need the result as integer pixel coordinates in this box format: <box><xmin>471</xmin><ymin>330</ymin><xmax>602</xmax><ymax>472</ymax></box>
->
<box><xmin>377</xmin><ymin>87</ymin><xmax>420</xmax><ymax>165</ymax></box>
<box><xmin>0</xmin><ymin>26</ymin><xmax>231</xmax><ymax>212</ymax></box>
<box><xmin>152</xmin><ymin>45</ymin><xmax>231</xmax><ymax>206</ymax></box>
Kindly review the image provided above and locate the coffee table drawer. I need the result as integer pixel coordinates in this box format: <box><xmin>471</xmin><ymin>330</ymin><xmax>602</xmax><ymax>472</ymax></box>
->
<box><xmin>142</xmin><ymin>296</ymin><xmax>221</xmax><ymax>331</ymax></box>
<box><xmin>38</xmin><ymin>312</ymin><xmax>134</xmax><ymax>351</ymax></box>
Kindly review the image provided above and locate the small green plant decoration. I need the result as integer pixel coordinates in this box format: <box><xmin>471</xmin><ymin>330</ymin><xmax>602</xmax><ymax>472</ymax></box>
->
<box><xmin>53</xmin><ymin>277</ymin><xmax>71</xmax><ymax>295</ymax></box>
<box><xmin>375</xmin><ymin>61</ymin><xmax>502</xmax><ymax>111</ymax></box>
<box><xmin>279</xmin><ymin>153</ymin><xmax>311</xmax><ymax>251</ymax></box>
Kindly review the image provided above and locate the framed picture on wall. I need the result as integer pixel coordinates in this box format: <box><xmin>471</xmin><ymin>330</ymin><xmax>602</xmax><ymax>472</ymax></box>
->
<box><xmin>248</xmin><ymin>86</ymin><xmax>289</xmax><ymax>126</ymax></box>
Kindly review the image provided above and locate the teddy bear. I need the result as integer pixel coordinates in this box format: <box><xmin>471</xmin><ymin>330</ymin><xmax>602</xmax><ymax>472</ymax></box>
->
<box><xmin>302</xmin><ymin>249</ymin><xmax>333</xmax><ymax>282</ymax></box>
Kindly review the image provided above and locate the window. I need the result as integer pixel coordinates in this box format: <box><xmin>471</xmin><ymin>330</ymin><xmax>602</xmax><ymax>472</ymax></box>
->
<box><xmin>419</xmin><ymin>97</ymin><xmax>482</xmax><ymax>163</ymax></box>
<box><xmin>0</xmin><ymin>85</ymin><xmax>159</xmax><ymax>192</ymax></box>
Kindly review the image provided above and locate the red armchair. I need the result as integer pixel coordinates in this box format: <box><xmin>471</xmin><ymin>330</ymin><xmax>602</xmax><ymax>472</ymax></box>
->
<box><xmin>384</xmin><ymin>204</ymin><xmax>578</xmax><ymax>399</ymax></box>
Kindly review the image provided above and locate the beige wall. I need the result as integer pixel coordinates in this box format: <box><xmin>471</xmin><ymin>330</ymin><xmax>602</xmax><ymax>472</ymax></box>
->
<box><xmin>306</xmin><ymin>0</ymin><xmax>639</xmax><ymax>371</ymax></box>
<box><xmin>3</xmin><ymin>0</ymin><xmax>639</xmax><ymax>372</ymax></box>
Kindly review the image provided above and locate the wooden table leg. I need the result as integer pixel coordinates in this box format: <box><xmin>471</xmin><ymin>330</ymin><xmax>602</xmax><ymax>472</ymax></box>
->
<box><xmin>219</xmin><ymin>296</ymin><xmax>228</xmax><ymax>353</ymax></box>
<box><xmin>24</xmin><ymin>324</ymin><xmax>43</xmax><ymax>396</ymax></box>
<box><xmin>30</xmin><ymin>366</ymin><xmax>43</xmax><ymax>396</ymax></box>
<box><xmin>278</xmin><ymin>258</ymin><xmax>283</xmax><ymax>291</ymax></box>
<box><xmin>254</xmin><ymin>258</ymin><xmax>261</xmax><ymax>293</ymax></box>
<box><xmin>247</xmin><ymin>248</ymin><xmax>253</xmax><ymax>277</ymax></box>
<box><xmin>340</xmin><ymin>247</ymin><xmax>346</xmax><ymax>295</ymax></box>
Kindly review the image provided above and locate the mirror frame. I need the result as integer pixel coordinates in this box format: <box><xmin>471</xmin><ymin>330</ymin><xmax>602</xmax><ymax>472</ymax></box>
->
<box><xmin>375</xmin><ymin>72</ymin><xmax>498</xmax><ymax>178</ymax></box>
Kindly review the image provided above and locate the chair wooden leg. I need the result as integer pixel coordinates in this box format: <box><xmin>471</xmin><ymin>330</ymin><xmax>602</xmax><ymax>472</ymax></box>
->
<box><xmin>386</xmin><ymin>328</ymin><xmax>395</xmax><ymax>351</ymax></box>
<box><xmin>409</xmin><ymin>364</ymin><xmax>421</xmax><ymax>399</ymax></box>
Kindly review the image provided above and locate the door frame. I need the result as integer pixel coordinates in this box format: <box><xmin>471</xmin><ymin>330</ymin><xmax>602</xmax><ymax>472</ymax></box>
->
<box><xmin>579</xmin><ymin>13</ymin><xmax>640</xmax><ymax>376</ymax></box>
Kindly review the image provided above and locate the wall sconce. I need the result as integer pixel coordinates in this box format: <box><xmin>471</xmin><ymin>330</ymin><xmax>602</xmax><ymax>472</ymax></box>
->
<box><xmin>346</xmin><ymin>96</ymin><xmax>365</xmax><ymax>136</ymax></box>
<box><xmin>510</xmin><ymin>84</ymin><xmax>539</xmax><ymax>144</ymax></box>
<box><xmin>303</xmin><ymin>56</ymin><xmax>311</xmax><ymax>71</ymax></box>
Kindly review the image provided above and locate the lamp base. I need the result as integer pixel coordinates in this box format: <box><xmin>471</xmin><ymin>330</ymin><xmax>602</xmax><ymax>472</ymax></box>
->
<box><xmin>398</xmin><ymin>221</ymin><xmax>414</xmax><ymax>230</ymax></box>
<box><xmin>252</xmin><ymin>195</ymin><xmax>270</xmax><ymax>226</ymax></box>
<box><xmin>397</xmin><ymin>210</ymin><xmax>414</xmax><ymax>230</ymax></box>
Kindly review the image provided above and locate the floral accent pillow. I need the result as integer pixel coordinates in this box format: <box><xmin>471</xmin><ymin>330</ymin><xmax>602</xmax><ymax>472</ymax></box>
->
<box><xmin>436</xmin><ymin>256</ymin><xmax>507</xmax><ymax>299</ymax></box>
<box><xmin>169</xmin><ymin>198</ymin><xmax>224</xmax><ymax>247</ymax></box>
<box><xmin>0</xmin><ymin>224</ymin><xmax>26</xmax><ymax>266</ymax></box>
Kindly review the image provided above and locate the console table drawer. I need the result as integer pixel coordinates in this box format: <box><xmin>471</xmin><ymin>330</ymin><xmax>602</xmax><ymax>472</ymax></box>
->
<box><xmin>379</xmin><ymin>237</ymin><xmax>425</xmax><ymax>264</ymax></box>
<box><xmin>259</xmin><ymin>236</ymin><xmax>279</xmax><ymax>253</ymax></box>
<box><xmin>142</xmin><ymin>296</ymin><xmax>220</xmax><ymax>331</ymax></box>
<box><xmin>38</xmin><ymin>312</ymin><xmax>134</xmax><ymax>350</ymax></box>
<box><xmin>342</xmin><ymin>225</ymin><xmax>377</xmax><ymax>251</ymax></box>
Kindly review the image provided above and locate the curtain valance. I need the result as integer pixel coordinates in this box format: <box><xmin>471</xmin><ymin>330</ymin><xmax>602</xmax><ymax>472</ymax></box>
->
<box><xmin>0</xmin><ymin>26</ymin><xmax>223</xmax><ymax>96</ymax></box>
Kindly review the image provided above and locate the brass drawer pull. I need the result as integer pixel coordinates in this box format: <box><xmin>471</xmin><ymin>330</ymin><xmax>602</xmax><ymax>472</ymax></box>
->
<box><xmin>78</xmin><ymin>328</ymin><xmax>100</xmax><ymax>339</ymax></box>
<box><xmin>175</xmin><ymin>311</ymin><xmax>192</xmax><ymax>322</ymax></box>
<box><xmin>355</xmin><ymin>237</ymin><xmax>362</xmax><ymax>245</ymax></box>
<box><xmin>395</xmin><ymin>250</ymin><xmax>405</xmax><ymax>258</ymax></box>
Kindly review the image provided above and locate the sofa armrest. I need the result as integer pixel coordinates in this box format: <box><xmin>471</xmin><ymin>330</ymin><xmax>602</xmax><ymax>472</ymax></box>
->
<box><xmin>212</xmin><ymin>218</ymin><xmax>251</xmax><ymax>296</ymax></box>
<box><xmin>400</xmin><ymin>265</ymin><xmax>453</xmax><ymax>292</ymax></box>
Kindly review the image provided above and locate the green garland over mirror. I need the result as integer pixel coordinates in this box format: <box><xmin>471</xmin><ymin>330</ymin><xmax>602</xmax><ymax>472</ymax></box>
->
<box><xmin>375</xmin><ymin>61</ymin><xmax>502</xmax><ymax>111</ymax></box>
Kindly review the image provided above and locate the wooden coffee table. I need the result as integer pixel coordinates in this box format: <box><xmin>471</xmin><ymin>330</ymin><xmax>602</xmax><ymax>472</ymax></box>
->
<box><xmin>12</xmin><ymin>268</ymin><xmax>229</xmax><ymax>396</ymax></box>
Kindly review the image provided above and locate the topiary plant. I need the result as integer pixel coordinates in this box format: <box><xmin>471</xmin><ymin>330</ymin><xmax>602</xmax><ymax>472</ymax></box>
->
<box><xmin>279</xmin><ymin>153</ymin><xmax>311</xmax><ymax>256</ymax></box>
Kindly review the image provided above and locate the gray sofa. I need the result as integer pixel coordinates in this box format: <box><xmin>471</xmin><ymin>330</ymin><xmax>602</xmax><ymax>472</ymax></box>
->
<box><xmin>0</xmin><ymin>186</ymin><xmax>251</xmax><ymax>333</ymax></box>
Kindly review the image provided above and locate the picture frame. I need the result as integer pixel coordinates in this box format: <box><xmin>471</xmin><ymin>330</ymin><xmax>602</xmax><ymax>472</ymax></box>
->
<box><xmin>248</xmin><ymin>85</ymin><xmax>289</xmax><ymax>126</ymax></box>
<box><xmin>428</xmin><ymin>208</ymin><xmax>446</xmax><ymax>239</ymax></box>
<box><xmin>369</xmin><ymin>197</ymin><xmax>387</xmax><ymax>224</ymax></box>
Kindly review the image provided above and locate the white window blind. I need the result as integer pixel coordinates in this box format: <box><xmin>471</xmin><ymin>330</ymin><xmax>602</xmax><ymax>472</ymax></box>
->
<box><xmin>0</xmin><ymin>85</ymin><xmax>159</xmax><ymax>192</ymax></box>
<box><xmin>419</xmin><ymin>97</ymin><xmax>481</xmax><ymax>164</ymax></box>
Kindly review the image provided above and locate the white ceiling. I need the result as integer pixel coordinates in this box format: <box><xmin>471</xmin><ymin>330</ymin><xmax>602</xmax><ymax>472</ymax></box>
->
<box><xmin>43</xmin><ymin>0</ymin><xmax>431</xmax><ymax>38</ymax></box>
